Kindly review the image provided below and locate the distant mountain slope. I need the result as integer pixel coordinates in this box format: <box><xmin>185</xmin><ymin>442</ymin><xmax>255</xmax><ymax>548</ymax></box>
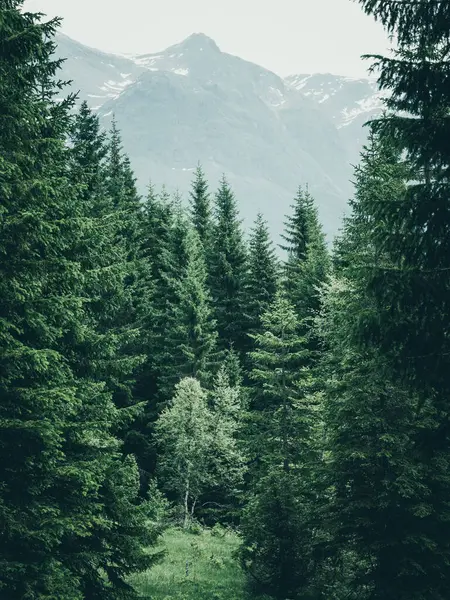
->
<box><xmin>55</xmin><ymin>32</ymin><xmax>385</xmax><ymax>238</ymax></box>
<box><xmin>55</xmin><ymin>33</ymin><xmax>145</xmax><ymax>108</ymax></box>
<box><xmin>286</xmin><ymin>73</ymin><xmax>386</xmax><ymax>164</ymax></box>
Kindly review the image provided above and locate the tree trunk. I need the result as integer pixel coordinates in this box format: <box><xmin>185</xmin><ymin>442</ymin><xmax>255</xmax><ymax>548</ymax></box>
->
<box><xmin>183</xmin><ymin>475</ymin><xmax>190</xmax><ymax>529</ymax></box>
<box><xmin>191</xmin><ymin>496</ymin><xmax>198</xmax><ymax>520</ymax></box>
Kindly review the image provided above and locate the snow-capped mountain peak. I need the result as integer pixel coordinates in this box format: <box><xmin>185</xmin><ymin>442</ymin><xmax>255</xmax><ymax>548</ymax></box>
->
<box><xmin>132</xmin><ymin>32</ymin><xmax>221</xmax><ymax>72</ymax></box>
<box><xmin>54</xmin><ymin>31</ymin><xmax>387</xmax><ymax>239</ymax></box>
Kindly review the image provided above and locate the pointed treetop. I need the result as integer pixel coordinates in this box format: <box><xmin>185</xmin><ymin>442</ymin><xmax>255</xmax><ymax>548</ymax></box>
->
<box><xmin>189</xmin><ymin>163</ymin><xmax>212</xmax><ymax>248</ymax></box>
<box><xmin>279</xmin><ymin>185</ymin><xmax>317</xmax><ymax>260</ymax></box>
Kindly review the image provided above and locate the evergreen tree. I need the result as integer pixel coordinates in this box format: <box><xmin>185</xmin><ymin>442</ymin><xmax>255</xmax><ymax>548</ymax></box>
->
<box><xmin>209</xmin><ymin>176</ymin><xmax>248</xmax><ymax>354</ymax></box>
<box><xmin>105</xmin><ymin>117</ymin><xmax>142</xmax><ymax>263</ymax></box>
<box><xmin>170</xmin><ymin>198</ymin><xmax>191</xmax><ymax>277</ymax></box>
<box><xmin>222</xmin><ymin>346</ymin><xmax>244</xmax><ymax>389</ymax></box>
<box><xmin>189</xmin><ymin>163</ymin><xmax>212</xmax><ymax>251</ymax></box>
<box><xmin>320</xmin><ymin>125</ymin><xmax>450</xmax><ymax>599</ymax></box>
<box><xmin>323</xmin><ymin>2</ymin><xmax>450</xmax><ymax>597</ymax></box>
<box><xmin>135</xmin><ymin>186</ymin><xmax>177</xmax><ymax>404</ymax></box>
<box><xmin>158</xmin><ymin>226</ymin><xmax>219</xmax><ymax>397</ymax></box>
<box><xmin>281</xmin><ymin>186</ymin><xmax>329</xmax><ymax>323</ymax></box>
<box><xmin>241</xmin><ymin>293</ymin><xmax>318</xmax><ymax>598</ymax></box>
<box><xmin>69</xmin><ymin>101</ymin><xmax>143</xmax><ymax>416</ymax></box>
<box><xmin>247</xmin><ymin>292</ymin><xmax>313</xmax><ymax>472</ymax></box>
<box><xmin>0</xmin><ymin>6</ymin><xmax>160</xmax><ymax>598</ymax></box>
<box><xmin>319</xmin><ymin>276</ymin><xmax>424</xmax><ymax>600</ymax></box>
<box><xmin>69</xmin><ymin>100</ymin><xmax>108</xmax><ymax>206</ymax></box>
<box><xmin>131</xmin><ymin>185</ymin><xmax>176</xmax><ymax>478</ymax></box>
<box><xmin>245</xmin><ymin>213</ymin><xmax>279</xmax><ymax>340</ymax></box>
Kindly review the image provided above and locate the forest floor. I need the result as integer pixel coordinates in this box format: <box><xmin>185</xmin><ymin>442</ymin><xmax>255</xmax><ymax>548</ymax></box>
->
<box><xmin>132</xmin><ymin>526</ymin><xmax>271</xmax><ymax>600</ymax></box>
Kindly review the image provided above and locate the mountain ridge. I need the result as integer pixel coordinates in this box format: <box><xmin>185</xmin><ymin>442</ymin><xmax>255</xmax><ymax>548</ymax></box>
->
<box><xmin>55</xmin><ymin>32</ymin><xmax>384</xmax><ymax>238</ymax></box>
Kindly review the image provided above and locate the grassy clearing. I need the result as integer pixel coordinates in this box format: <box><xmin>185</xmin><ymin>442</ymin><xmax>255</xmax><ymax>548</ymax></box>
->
<box><xmin>132</xmin><ymin>526</ymin><xmax>270</xmax><ymax>600</ymax></box>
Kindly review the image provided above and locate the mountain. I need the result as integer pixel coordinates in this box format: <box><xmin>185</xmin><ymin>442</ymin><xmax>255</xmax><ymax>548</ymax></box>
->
<box><xmin>56</xmin><ymin>33</ymin><xmax>145</xmax><ymax>108</ymax></box>
<box><xmin>55</xmin><ymin>32</ymin><xmax>384</xmax><ymax>239</ymax></box>
<box><xmin>286</xmin><ymin>73</ymin><xmax>386</xmax><ymax>165</ymax></box>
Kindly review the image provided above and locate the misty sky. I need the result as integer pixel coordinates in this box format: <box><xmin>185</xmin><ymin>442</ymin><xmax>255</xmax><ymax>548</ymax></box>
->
<box><xmin>24</xmin><ymin>0</ymin><xmax>391</xmax><ymax>78</ymax></box>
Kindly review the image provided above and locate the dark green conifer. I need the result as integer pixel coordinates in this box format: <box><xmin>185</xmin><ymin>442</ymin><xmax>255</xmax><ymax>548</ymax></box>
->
<box><xmin>281</xmin><ymin>186</ymin><xmax>329</xmax><ymax>323</ymax></box>
<box><xmin>105</xmin><ymin>117</ymin><xmax>142</xmax><ymax>261</ymax></box>
<box><xmin>241</xmin><ymin>293</ymin><xmax>318</xmax><ymax>598</ymax></box>
<box><xmin>336</xmin><ymin>4</ymin><xmax>450</xmax><ymax>597</ymax></box>
<box><xmin>0</xmin><ymin>6</ymin><xmax>161</xmax><ymax>598</ymax></box>
<box><xmin>245</xmin><ymin>213</ymin><xmax>279</xmax><ymax>341</ymax></box>
<box><xmin>69</xmin><ymin>101</ymin><xmax>142</xmax><ymax>415</ymax></box>
<box><xmin>158</xmin><ymin>226</ymin><xmax>219</xmax><ymax>396</ymax></box>
<box><xmin>189</xmin><ymin>163</ymin><xmax>212</xmax><ymax>251</ymax></box>
<box><xmin>321</xmin><ymin>126</ymin><xmax>450</xmax><ymax>599</ymax></box>
<box><xmin>209</xmin><ymin>176</ymin><xmax>248</xmax><ymax>354</ymax></box>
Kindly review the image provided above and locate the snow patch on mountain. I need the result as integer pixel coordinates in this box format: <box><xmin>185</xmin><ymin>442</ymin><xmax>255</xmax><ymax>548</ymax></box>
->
<box><xmin>173</xmin><ymin>68</ymin><xmax>189</xmax><ymax>76</ymax></box>
<box><xmin>285</xmin><ymin>72</ymin><xmax>385</xmax><ymax>128</ymax></box>
<box><xmin>339</xmin><ymin>92</ymin><xmax>387</xmax><ymax>128</ymax></box>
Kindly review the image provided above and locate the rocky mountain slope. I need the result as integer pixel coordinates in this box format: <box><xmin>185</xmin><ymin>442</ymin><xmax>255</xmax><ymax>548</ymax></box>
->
<box><xmin>55</xmin><ymin>32</ymin><xmax>384</xmax><ymax>238</ymax></box>
<box><xmin>286</xmin><ymin>73</ymin><xmax>386</xmax><ymax>165</ymax></box>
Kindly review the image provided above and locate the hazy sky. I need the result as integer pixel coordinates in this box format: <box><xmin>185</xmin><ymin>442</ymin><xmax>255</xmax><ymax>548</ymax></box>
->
<box><xmin>24</xmin><ymin>0</ymin><xmax>391</xmax><ymax>77</ymax></box>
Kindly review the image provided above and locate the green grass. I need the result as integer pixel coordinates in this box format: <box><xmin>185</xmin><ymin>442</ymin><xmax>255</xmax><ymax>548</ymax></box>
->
<box><xmin>131</xmin><ymin>526</ymin><xmax>270</xmax><ymax>600</ymax></box>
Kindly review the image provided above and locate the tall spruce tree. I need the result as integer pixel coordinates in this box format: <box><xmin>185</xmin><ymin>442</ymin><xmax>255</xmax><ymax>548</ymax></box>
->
<box><xmin>0</xmin><ymin>11</ymin><xmax>84</xmax><ymax>596</ymax></box>
<box><xmin>322</xmin><ymin>2</ymin><xmax>450</xmax><ymax>598</ymax></box>
<box><xmin>241</xmin><ymin>293</ymin><xmax>318</xmax><ymax>598</ymax></box>
<box><xmin>69</xmin><ymin>100</ymin><xmax>108</xmax><ymax>205</ymax></box>
<box><xmin>247</xmin><ymin>292</ymin><xmax>313</xmax><ymax>472</ymax></box>
<box><xmin>69</xmin><ymin>101</ymin><xmax>143</xmax><ymax>415</ymax></box>
<box><xmin>135</xmin><ymin>186</ymin><xmax>177</xmax><ymax>405</ymax></box>
<box><xmin>158</xmin><ymin>226</ymin><xmax>219</xmax><ymax>397</ymax></box>
<box><xmin>321</xmin><ymin>129</ymin><xmax>450</xmax><ymax>599</ymax></box>
<box><xmin>245</xmin><ymin>213</ymin><xmax>279</xmax><ymax>340</ymax></box>
<box><xmin>281</xmin><ymin>186</ymin><xmax>329</xmax><ymax>324</ymax></box>
<box><xmin>131</xmin><ymin>185</ymin><xmax>176</xmax><ymax>478</ymax></box>
<box><xmin>105</xmin><ymin>117</ymin><xmax>142</xmax><ymax>264</ymax></box>
<box><xmin>209</xmin><ymin>176</ymin><xmax>248</xmax><ymax>355</ymax></box>
<box><xmin>189</xmin><ymin>163</ymin><xmax>212</xmax><ymax>251</ymax></box>
<box><xmin>0</xmin><ymin>6</ymin><xmax>161</xmax><ymax>598</ymax></box>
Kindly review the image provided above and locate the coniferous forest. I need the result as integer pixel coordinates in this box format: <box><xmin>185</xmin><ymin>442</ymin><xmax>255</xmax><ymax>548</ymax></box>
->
<box><xmin>1</xmin><ymin>1</ymin><xmax>450</xmax><ymax>599</ymax></box>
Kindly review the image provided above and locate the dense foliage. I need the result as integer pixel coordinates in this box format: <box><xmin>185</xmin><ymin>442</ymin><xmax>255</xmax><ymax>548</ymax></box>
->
<box><xmin>1</xmin><ymin>1</ymin><xmax>449</xmax><ymax>599</ymax></box>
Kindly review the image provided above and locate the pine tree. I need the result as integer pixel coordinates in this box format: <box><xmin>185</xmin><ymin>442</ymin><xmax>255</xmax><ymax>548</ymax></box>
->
<box><xmin>105</xmin><ymin>117</ymin><xmax>143</xmax><ymax>262</ymax></box>
<box><xmin>247</xmin><ymin>292</ymin><xmax>314</xmax><ymax>472</ymax></box>
<box><xmin>69</xmin><ymin>100</ymin><xmax>108</xmax><ymax>206</ymax></box>
<box><xmin>189</xmin><ymin>163</ymin><xmax>212</xmax><ymax>251</ymax></box>
<box><xmin>69</xmin><ymin>101</ymin><xmax>143</xmax><ymax>416</ymax></box>
<box><xmin>324</xmin><ymin>2</ymin><xmax>450</xmax><ymax>597</ymax></box>
<box><xmin>246</xmin><ymin>213</ymin><xmax>279</xmax><ymax>340</ymax></box>
<box><xmin>158</xmin><ymin>226</ymin><xmax>219</xmax><ymax>397</ymax></box>
<box><xmin>241</xmin><ymin>293</ymin><xmax>318</xmax><ymax>598</ymax></box>
<box><xmin>281</xmin><ymin>186</ymin><xmax>329</xmax><ymax>324</ymax></box>
<box><xmin>320</xmin><ymin>127</ymin><xmax>450</xmax><ymax>599</ymax></box>
<box><xmin>170</xmin><ymin>198</ymin><xmax>191</xmax><ymax>277</ymax></box>
<box><xmin>131</xmin><ymin>185</ymin><xmax>176</xmax><ymax>478</ymax></box>
<box><xmin>222</xmin><ymin>346</ymin><xmax>244</xmax><ymax>389</ymax></box>
<box><xmin>0</xmin><ymin>6</ymin><xmax>160</xmax><ymax>598</ymax></box>
<box><xmin>209</xmin><ymin>176</ymin><xmax>248</xmax><ymax>354</ymax></box>
<box><xmin>0</xmin><ymin>9</ymin><xmax>86</xmax><ymax>597</ymax></box>
<box><xmin>136</xmin><ymin>185</ymin><xmax>178</xmax><ymax>404</ymax></box>
<box><xmin>318</xmin><ymin>277</ymin><xmax>423</xmax><ymax>600</ymax></box>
